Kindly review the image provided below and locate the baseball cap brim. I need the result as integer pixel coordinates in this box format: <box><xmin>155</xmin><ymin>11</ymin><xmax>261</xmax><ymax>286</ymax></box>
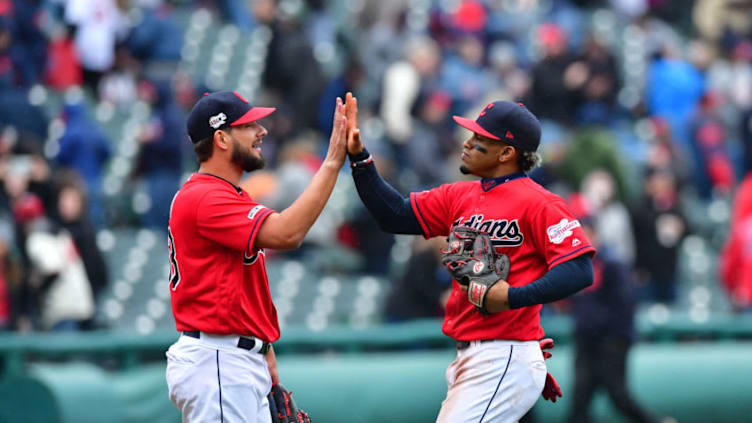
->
<box><xmin>452</xmin><ymin>115</ymin><xmax>501</xmax><ymax>141</ymax></box>
<box><xmin>231</xmin><ymin>107</ymin><xmax>276</xmax><ymax>126</ymax></box>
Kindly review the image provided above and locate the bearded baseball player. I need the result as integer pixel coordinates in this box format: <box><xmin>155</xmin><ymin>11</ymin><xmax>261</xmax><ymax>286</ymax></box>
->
<box><xmin>344</xmin><ymin>93</ymin><xmax>595</xmax><ymax>422</ymax></box>
<box><xmin>165</xmin><ymin>91</ymin><xmax>347</xmax><ymax>422</ymax></box>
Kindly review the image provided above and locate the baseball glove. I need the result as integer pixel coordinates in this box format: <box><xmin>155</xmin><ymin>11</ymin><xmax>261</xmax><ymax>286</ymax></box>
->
<box><xmin>268</xmin><ymin>383</ymin><xmax>311</xmax><ymax>423</ymax></box>
<box><xmin>441</xmin><ymin>226</ymin><xmax>510</xmax><ymax>313</ymax></box>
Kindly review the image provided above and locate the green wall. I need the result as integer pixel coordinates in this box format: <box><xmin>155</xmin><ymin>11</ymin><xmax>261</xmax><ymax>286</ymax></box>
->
<box><xmin>3</xmin><ymin>342</ymin><xmax>751</xmax><ymax>423</ymax></box>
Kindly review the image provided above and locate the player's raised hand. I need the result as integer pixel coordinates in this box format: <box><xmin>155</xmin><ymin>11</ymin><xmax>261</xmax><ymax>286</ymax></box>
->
<box><xmin>324</xmin><ymin>97</ymin><xmax>347</xmax><ymax>168</ymax></box>
<box><xmin>345</xmin><ymin>92</ymin><xmax>364</xmax><ymax>155</ymax></box>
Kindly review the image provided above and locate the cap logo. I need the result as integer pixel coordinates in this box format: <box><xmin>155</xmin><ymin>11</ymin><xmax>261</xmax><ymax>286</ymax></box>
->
<box><xmin>209</xmin><ymin>112</ymin><xmax>227</xmax><ymax>129</ymax></box>
<box><xmin>479</xmin><ymin>102</ymin><xmax>494</xmax><ymax>117</ymax></box>
<box><xmin>505</xmin><ymin>131</ymin><xmax>514</xmax><ymax>139</ymax></box>
<box><xmin>234</xmin><ymin>91</ymin><xmax>249</xmax><ymax>103</ymax></box>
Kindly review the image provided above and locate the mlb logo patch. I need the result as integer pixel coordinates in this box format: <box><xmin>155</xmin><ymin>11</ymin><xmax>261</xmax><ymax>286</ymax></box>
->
<box><xmin>248</xmin><ymin>205</ymin><xmax>265</xmax><ymax>219</ymax></box>
<box><xmin>209</xmin><ymin>112</ymin><xmax>227</xmax><ymax>129</ymax></box>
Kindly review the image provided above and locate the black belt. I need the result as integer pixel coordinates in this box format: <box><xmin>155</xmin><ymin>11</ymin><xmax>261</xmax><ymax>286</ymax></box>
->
<box><xmin>456</xmin><ymin>339</ymin><xmax>496</xmax><ymax>350</ymax></box>
<box><xmin>183</xmin><ymin>331</ymin><xmax>271</xmax><ymax>355</ymax></box>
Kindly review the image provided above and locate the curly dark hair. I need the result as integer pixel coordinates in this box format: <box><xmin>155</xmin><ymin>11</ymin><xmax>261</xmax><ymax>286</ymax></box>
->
<box><xmin>517</xmin><ymin>150</ymin><xmax>541</xmax><ymax>173</ymax></box>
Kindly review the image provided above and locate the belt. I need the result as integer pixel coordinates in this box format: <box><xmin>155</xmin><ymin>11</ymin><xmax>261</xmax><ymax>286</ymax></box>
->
<box><xmin>183</xmin><ymin>330</ymin><xmax>271</xmax><ymax>355</ymax></box>
<box><xmin>456</xmin><ymin>339</ymin><xmax>496</xmax><ymax>350</ymax></box>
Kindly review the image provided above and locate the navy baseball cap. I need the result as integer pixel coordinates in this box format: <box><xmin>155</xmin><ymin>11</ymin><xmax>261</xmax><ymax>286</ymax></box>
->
<box><xmin>453</xmin><ymin>101</ymin><xmax>541</xmax><ymax>151</ymax></box>
<box><xmin>186</xmin><ymin>91</ymin><xmax>276</xmax><ymax>143</ymax></box>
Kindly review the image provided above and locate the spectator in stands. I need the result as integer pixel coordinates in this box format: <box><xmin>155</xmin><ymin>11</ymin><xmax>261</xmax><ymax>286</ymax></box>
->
<box><xmin>631</xmin><ymin>169</ymin><xmax>687</xmax><ymax>304</ymax></box>
<box><xmin>98</xmin><ymin>45</ymin><xmax>139</xmax><ymax>107</ymax></box>
<box><xmin>567</xmin><ymin>215</ymin><xmax>668</xmax><ymax>423</ymax></box>
<box><xmin>14</xmin><ymin>193</ymin><xmax>95</xmax><ymax>331</ymax></box>
<box><xmin>529</xmin><ymin>23</ymin><xmax>577</xmax><ymax>125</ymax></box>
<box><xmin>0</xmin><ymin>16</ymin><xmax>19</xmax><ymax>89</ymax></box>
<box><xmin>259</xmin><ymin>0</ymin><xmax>326</xmax><ymax>134</ymax></box>
<box><xmin>645</xmin><ymin>117</ymin><xmax>691</xmax><ymax>190</ymax></box>
<box><xmin>380</xmin><ymin>36</ymin><xmax>442</xmax><ymax>145</ymax></box>
<box><xmin>44</xmin><ymin>24</ymin><xmax>82</xmax><ymax>91</ymax></box>
<box><xmin>55</xmin><ymin>174</ymin><xmax>108</xmax><ymax>326</ymax></box>
<box><xmin>488</xmin><ymin>40</ymin><xmax>531</xmax><ymax>102</ymax></box>
<box><xmin>404</xmin><ymin>91</ymin><xmax>455</xmax><ymax>189</ymax></box>
<box><xmin>357</xmin><ymin>3</ymin><xmax>410</xmax><ymax>107</ymax></box>
<box><xmin>645</xmin><ymin>41</ymin><xmax>706</xmax><ymax>153</ymax></box>
<box><xmin>384</xmin><ymin>236</ymin><xmax>451</xmax><ymax>322</ymax></box>
<box><xmin>569</xmin><ymin>33</ymin><xmax>621</xmax><ymax>125</ymax></box>
<box><xmin>345</xmin><ymin>140</ymin><xmax>397</xmax><ymax>275</ymax></box>
<box><xmin>580</xmin><ymin>170</ymin><xmax>636</xmax><ymax>266</ymax></box>
<box><xmin>439</xmin><ymin>34</ymin><xmax>494</xmax><ymax>117</ymax></box>
<box><xmin>689</xmin><ymin>92</ymin><xmax>736</xmax><ymax>198</ymax></box>
<box><xmin>0</xmin><ymin>2</ymin><xmax>47</xmax><ymax>88</ymax></box>
<box><xmin>55</xmin><ymin>100</ymin><xmax>112</xmax><ymax>227</ymax></box>
<box><xmin>124</xmin><ymin>3</ymin><xmax>182</xmax><ymax>80</ymax></box>
<box><xmin>133</xmin><ymin>80</ymin><xmax>185</xmax><ymax>229</ymax></box>
<box><xmin>63</xmin><ymin>0</ymin><xmax>128</xmax><ymax>93</ymax></box>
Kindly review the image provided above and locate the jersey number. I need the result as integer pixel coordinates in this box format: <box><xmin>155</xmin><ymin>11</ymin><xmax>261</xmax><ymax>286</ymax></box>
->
<box><xmin>168</xmin><ymin>227</ymin><xmax>181</xmax><ymax>290</ymax></box>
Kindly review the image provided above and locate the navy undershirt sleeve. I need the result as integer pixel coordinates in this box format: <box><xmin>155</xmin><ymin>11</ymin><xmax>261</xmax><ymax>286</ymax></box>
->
<box><xmin>507</xmin><ymin>254</ymin><xmax>593</xmax><ymax>309</ymax></box>
<box><xmin>350</xmin><ymin>148</ymin><xmax>423</xmax><ymax>235</ymax></box>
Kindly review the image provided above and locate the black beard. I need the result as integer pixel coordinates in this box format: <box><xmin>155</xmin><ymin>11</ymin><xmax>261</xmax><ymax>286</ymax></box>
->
<box><xmin>232</xmin><ymin>139</ymin><xmax>265</xmax><ymax>172</ymax></box>
<box><xmin>459</xmin><ymin>165</ymin><xmax>471</xmax><ymax>175</ymax></box>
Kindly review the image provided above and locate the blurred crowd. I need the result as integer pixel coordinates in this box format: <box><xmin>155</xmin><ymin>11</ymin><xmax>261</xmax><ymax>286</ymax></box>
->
<box><xmin>0</xmin><ymin>0</ymin><xmax>751</xmax><ymax>332</ymax></box>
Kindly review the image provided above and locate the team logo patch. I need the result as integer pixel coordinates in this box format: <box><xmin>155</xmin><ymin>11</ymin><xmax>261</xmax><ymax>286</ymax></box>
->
<box><xmin>209</xmin><ymin>112</ymin><xmax>227</xmax><ymax>129</ymax></box>
<box><xmin>452</xmin><ymin>216</ymin><xmax>524</xmax><ymax>247</ymax></box>
<box><xmin>547</xmin><ymin>219</ymin><xmax>581</xmax><ymax>244</ymax></box>
<box><xmin>473</xmin><ymin>261</ymin><xmax>485</xmax><ymax>274</ymax></box>
<box><xmin>248</xmin><ymin>205</ymin><xmax>265</xmax><ymax>220</ymax></box>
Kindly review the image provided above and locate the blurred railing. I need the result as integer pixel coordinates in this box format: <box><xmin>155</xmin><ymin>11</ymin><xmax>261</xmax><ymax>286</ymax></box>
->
<box><xmin>2</xmin><ymin>313</ymin><xmax>752</xmax><ymax>377</ymax></box>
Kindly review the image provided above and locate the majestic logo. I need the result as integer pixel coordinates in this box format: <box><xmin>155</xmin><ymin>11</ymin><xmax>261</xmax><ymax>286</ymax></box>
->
<box><xmin>209</xmin><ymin>112</ymin><xmax>227</xmax><ymax>129</ymax></box>
<box><xmin>572</xmin><ymin>238</ymin><xmax>581</xmax><ymax>247</ymax></box>
<box><xmin>452</xmin><ymin>215</ymin><xmax>524</xmax><ymax>247</ymax></box>
<box><xmin>473</xmin><ymin>261</ymin><xmax>485</xmax><ymax>274</ymax></box>
<box><xmin>248</xmin><ymin>205</ymin><xmax>265</xmax><ymax>220</ymax></box>
<box><xmin>547</xmin><ymin>219</ymin><xmax>581</xmax><ymax>244</ymax></box>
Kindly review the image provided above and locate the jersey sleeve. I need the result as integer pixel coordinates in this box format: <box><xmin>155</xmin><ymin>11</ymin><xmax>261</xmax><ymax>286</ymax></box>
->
<box><xmin>196</xmin><ymin>190</ymin><xmax>274</xmax><ymax>253</ymax></box>
<box><xmin>531</xmin><ymin>199</ymin><xmax>596</xmax><ymax>270</ymax></box>
<box><xmin>410</xmin><ymin>184</ymin><xmax>454</xmax><ymax>238</ymax></box>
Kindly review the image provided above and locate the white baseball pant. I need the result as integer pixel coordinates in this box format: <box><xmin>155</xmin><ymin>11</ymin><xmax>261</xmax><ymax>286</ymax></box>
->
<box><xmin>166</xmin><ymin>333</ymin><xmax>272</xmax><ymax>423</ymax></box>
<box><xmin>436</xmin><ymin>340</ymin><xmax>547</xmax><ymax>423</ymax></box>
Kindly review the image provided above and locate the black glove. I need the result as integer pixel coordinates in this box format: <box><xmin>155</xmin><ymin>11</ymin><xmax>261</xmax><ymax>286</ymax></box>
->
<box><xmin>268</xmin><ymin>383</ymin><xmax>311</xmax><ymax>423</ymax></box>
<box><xmin>441</xmin><ymin>226</ymin><xmax>510</xmax><ymax>313</ymax></box>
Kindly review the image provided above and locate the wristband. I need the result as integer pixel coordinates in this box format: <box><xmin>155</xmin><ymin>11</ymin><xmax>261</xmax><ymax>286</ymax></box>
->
<box><xmin>350</xmin><ymin>154</ymin><xmax>373</xmax><ymax>168</ymax></box>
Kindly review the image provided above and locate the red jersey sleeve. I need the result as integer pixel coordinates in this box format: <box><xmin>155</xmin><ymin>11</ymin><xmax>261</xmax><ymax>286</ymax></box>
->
<box><xmin>410</xmin><ymin>184</ymin><xmax>454</xmax><ymax>238</ymax></box>
<box><xmin>531</xmin><ymin>199</ymin><xmax>596</xmax><ymax>269</ymax></box>
<box><xmin>196</xmin><ymin>190</ymin><xmax>274</xmax><ymax>253</ymax></box>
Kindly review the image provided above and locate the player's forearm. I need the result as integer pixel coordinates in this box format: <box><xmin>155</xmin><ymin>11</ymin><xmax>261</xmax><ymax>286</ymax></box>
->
<box><xmin>350</xmin><ymin>148</ymin><xmax>422</xmax><ymax>235</ymax></box>
<box><xmin>507</xmin><ymin>254</ymin><xmax>594</xmax><ymax>309</ymax></box>
<box><xmin>268</xmin><ymin>162</ymin><xmax>341</xmax><ymax>248</ymax></box>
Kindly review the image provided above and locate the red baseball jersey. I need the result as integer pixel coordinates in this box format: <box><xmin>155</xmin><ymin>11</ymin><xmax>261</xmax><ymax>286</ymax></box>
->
<box><xmin>410</xmin><ymin>175</ymin><xmax>595</xmax><ymax>341</ymax></box>
<box><xmin>168</xmin><ymin>173</ymin><xmax>279</xmax><ymax>342</ymax></box>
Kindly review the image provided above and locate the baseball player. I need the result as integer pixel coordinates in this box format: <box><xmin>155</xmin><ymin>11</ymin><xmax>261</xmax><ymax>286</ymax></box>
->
<box><xmin>344</xmin><ymin>93</ymin><xmax>595</xmax><ymax>422</ymax></box>
<box><xmin>165</xmin><ymin>91</ymin><xmax>347</xmax><ymax>423</ymax></box>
